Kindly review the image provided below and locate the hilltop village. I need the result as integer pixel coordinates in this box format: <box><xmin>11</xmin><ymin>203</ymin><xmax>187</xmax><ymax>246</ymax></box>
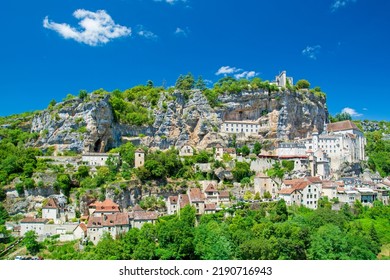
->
<box><xmin>0</xmin><ymin>71</ymin><xmax>389</xmax><ymax>256</ymax></box>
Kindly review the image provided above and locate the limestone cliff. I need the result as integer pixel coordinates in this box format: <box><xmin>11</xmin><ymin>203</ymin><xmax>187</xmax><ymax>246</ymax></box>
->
<box><xmin>29</xmin><ymin>88</ymin><xmax>328</xmax><ymax>152</ymax></box>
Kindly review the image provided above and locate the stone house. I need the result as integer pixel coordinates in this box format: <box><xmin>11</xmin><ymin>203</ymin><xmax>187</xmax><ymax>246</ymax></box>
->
<box><xmin>20</xmin><ymin>218</ymin><xmax>49</xmax><ymax>236</ymax></box>
<box><xmin>254</xmin><ymin>173</ymin><xmax>280</xmax><ymax>198</ymax></box>
<box><xmin>82</xmin><ymin>152</ymin><xmax>120</xmax><ymax>166</ymax></box>
<box><xmin>42</xmin><ymin>198</ymin><xmax>60</xmax><ymax>223</ymax></box>
<box><xmin>88</xmin><ymin>199</ymin><xmax>121</xmax><ymax>217</ymax></box>
<box><xmin>179</xmin><ymin>144</ymin><xmax>194</xmax><ymax>157</ymax></box>
<box><xmin>134</xmin><ymin>148</ymin><xmax>145</xmax><ymax>168</ymax></box>
<box><xmin>214</xmin><ymin>144</ymin><xmax>237</xmax><ymax>161</ymax></box>
<box><xmin>188</xmin><ymin>188</ymin><xmax>206</xmax><ymax>215</ymax></box>
<box><xmin>166</xmin><ymin>194</ymin><xmax>190</xmax><ymax>216</ymax></box>
<box><xmin>277</xmin><ymin>188</ymin><xmax>301</xmax><ymax>206</ymax></box>
<box><xmin>280</xmin><ymin>177</ymin><xmax>322</xmax><ymax>209</ymax></box>
<box><xmin>321</xmin><ymin>181</ymin><xmax>338</xmax><ymax>200</ymax></box>
<box><xmin>130</xmin><ymin>206</ymin><xmax>158</xmax><ymax>229</ymax></box>
<box><xmin>87</xmin><ymin>212</ymin><xmax>130</xmax><ymax>245</ymax></box>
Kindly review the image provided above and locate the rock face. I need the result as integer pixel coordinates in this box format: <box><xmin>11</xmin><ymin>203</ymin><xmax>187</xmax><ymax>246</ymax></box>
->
<box><xmin>29</xmin><ymin>89</ymin><xmax>328</xmax><ymax>152</ymax></box>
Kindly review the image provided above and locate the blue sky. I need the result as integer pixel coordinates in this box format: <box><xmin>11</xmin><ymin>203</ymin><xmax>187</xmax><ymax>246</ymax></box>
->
<box><xmin>1</xmin><ymin>0</ymin><xmax>389</xmax><ymax>120</ymax></box>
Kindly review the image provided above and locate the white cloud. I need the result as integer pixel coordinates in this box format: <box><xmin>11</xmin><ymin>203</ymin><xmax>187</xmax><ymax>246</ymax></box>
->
<box><xmin>215</xmin><ymin>66</ymin><xmax>242</xmax><ymax>75</ymax></box>
<box><xmin>331</xmin><ymin>0</ymin><xmax>357</xmax><ymax>12</ymax></box>
<box><xmin>43</xmin><ymin>9</ymin><xmax>131</xmax><ymax>46</ymax></box>
<box><xmin>174</xmin><ymin>27</ymin><xmax>190</xmax><ymax>37</ymax></box>
<box><xmin>234</xmin><ymin>71</ymin><xmax>257</xmax><ymax>79</ymax></box>
<box><xmin>216</xmin><ymin>66</ymin><xmax>257</xmax><ymax>79</ymax></box>
<box><xmin>136</xmin><ymin>25</ymin><xmax>158</xmax><ymax>40</ymax></box>
<box><xmin>341</xmin><ymin>107</ymin><xmax>363</xmax><ymax>117</ymax></box>
<box><xmin>154</xmin><ymin>0</ymin><xmax>187</xmax><ymax>5</ymax></box>
<box><xmin>302</xmin><ymin>45</ymin><xmax>321</xmax><ymax>60</ymax></box>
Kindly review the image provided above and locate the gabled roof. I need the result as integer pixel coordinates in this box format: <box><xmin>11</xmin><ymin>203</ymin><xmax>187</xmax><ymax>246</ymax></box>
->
<box><xmin>205</xmin><ymin>183</ymin><xmax>217</xmax><ymax>193</ymax></box>
<box><xmin>87</xmin><ymin>213</ymin><xmax>129</xmax><ymax>228</ymax></box>
<box><xmin>205</xmin><ymin>204</ymin><xmax>216</xmax><ymax>211</ymax></box>
<box><xmin>43</xmin><ymin>198</ymin><xmax>58</xmax><ymax>209</ymax></box>
<box><xmin>168</xmin><ymin>196</ymin><xmax>178</xmax><ymax>204</ymax></box>
<box><xmin>179</xmin><ymin>194</ymin><xmax>190</xmax><ymax>208</ymax></box>
<box><xmin>278</xmin><ymin>188</ymin><xmax>296</xmax><ymax>195</ymax></box>
<box><xmin>132</xmin><ymin>204</ymin><xmax>143</xmax><ymax>212</ymax></box>
<box><xmin>293</xmin><ymin>181</ymin><xmax>310</xmax><ymax>190</ymax></box>
<box><xmin>135</xmin><ymin>148</ymin><xmax>144</xmax><ymax>153</ymax></box>
<box><xmin>77</xmin><ymin>223</ymin><xmax>87</xmax><ymax>233</ymax></box>
<box><xmin>327</xmin><ymin>120</ymin><xmax>360</xmax><ymax>132</ymax></box>
<box><xmin>189</xmin><ymin>188</ymin><xmax>205</xmax><ymax>202</ymax></box>
<box><xmin>219</xmin><ymin>191</ymin><xmax>230</xmax><ymax>198</ymax></box>
<box><xmin>90</xmin><ymin>199</ymin><xmax>120</xmax><ymax>213</ymax></box>
<box><xmin>133</xmin><ymin>211</ymin><xmax>158</xmax><ymax>221</ymax></box>
<box><xmin>223</xmin><ymin>148</ymin><xmax>236</xmax><ymax>154</ymax></box>
<box><xmin>306</xmin><ymin>176</ymin><xmax>322</xmax><ymax>184</ymax></box>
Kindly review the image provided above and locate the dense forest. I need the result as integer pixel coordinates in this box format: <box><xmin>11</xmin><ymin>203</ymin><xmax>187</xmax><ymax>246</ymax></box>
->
<box><xmin>31</xmin><ymin>200</ymin><xmax>390</xmax><ymax>260</ymax></box>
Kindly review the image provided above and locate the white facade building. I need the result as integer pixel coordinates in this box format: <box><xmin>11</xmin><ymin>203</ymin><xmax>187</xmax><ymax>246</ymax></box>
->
<box><xmin>82</xmin><ymin>152</ymin><xmax>120</xmax><ymax>166</ymax></box>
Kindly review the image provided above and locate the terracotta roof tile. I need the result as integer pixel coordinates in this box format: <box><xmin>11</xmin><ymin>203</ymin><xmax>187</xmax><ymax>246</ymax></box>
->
<box><xmin>91</xmin><ymin>199</ymin><xmax>121</xmax><ymax>213</ymax></box>
<box><xmin>205</xmin><ymin>204</ymin><xmax>216</xmax><ymax>211</ymax></box>
<box><xmin>189</xmin><ymin>188</ymin><xmax>205</xmax><ymax>202</ymax></box>
<box><xmin>219</xmin><ymin>191</ymin><xmax>230</xmax><ymax>198</ymax></box>
<box><xmin>306</xmin><ymin>176</ymin><xmax>322</xmax><ymax>183</ymax></box>
<box><xmin>43</xmin><ymin>198</ymin><xmax>58</xmax><ymax>209</ymax></box>
<box><xmin>78</xmin><ymin>223</ymin><xmax>87</xmax><ymax>233</ymax></box>
<box><xmin>278</xmin><ymin>188</ymin><xmax>296</xmax><ymax>195</ymax></box>
<box><xmin>168</xmin><ymin>196</ymin><xmax>178</xmax><ymax>204</ymax></box>
<box><xmin>179</xmin><ymin>194</ymin><xmax>190</xmax><ymax>208</ymax></box>
<box><xmin>205</xmin><ymin>183</ymin><xmax>217</xmax><ymax>192</ymax></box>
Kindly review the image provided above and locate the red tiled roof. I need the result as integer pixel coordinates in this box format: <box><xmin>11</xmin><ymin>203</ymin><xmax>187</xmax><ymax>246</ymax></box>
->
<box><xmin>179</xmin><ymin>194</ymin><xmax>190</xmax><ymax>208</ymax></box>
<box><xmin>327</xmin><ymin>120</ymin><xmax>360</xmax><ymax>132</ymax></box>
<box><xmin>278</xmin><ymin>188</ymin><xmax>296</xmax><ymax>195</ymax></box>
<box><xmin>205</xmin><ymin>183</ymin><xmax>217</xmax><ymax>193</ymax></box>
<box><xmin>293</xmin><ymin>181</ymin><xmax>310</xmax><ymax>190</ymax></box>
<box><xmin>283</xmin><ymin>179</ymin><xmax>305</xmax><ymax>186</ymax></box>
<box><xmin>219</xmin><ymin>191</ymin><xmax>230</xmax><ymax>198</ymax></box>
<box><xmin>78</xmin><ymin>223</ymin><xmax>87</xmax><ymax>233</ymax></box>
<box><xmin>20</xmin><ymin>217</ymin><xmax>49</xmax><ymax>224</ymax></box>
<box><xmin>43</xmin><ymin>198</ymin><xmax>58</xmax><ymax>209</ymax></box>
<box><xmin>168</xmin><ymin>196</ymin><xmax>178</xmax><ymax>204</ymax></box>
<box><xmin>90</xmin><ymin>199</ymin><xmax>120</xmax><ymax>213</ymax></box>
<box><xmin>337</xmin><ymin>187</ymin><xmax>345</xmax><ymax>192</ymax></box>
<box><xmin>205</xmin><ymin>204</ymin><xmax>216</xmax><ymax>211</ymax></box>
<box><xmin>87</xmin><ymin>213</ymin><xmax>129</xmax><ymax>228</ymax></box>
<box><xmin>189</xmin><ymin>188</ymin><xmax>205</xmax><ymax>202</ymax></box>
<box><xmin>306</xmin><ymin>177</ymin><xmax>322</xmax><ymax>184</ymax></box>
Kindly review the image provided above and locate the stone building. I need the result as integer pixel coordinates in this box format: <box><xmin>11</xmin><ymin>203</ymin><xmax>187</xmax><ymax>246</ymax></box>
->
<box><xmin>302</xmin><ymin>121</ymin><xmax>365</xmax><ymax>172</ymax></box>
<box><xmin>82</xmin><ymin>152</ymin><xmax>120</xmax><ymax>166</ymax></box>
<box><xmin>134</xmin><ymin>148</ymin><xmax>145</xmax><ymax>168</ymax></box>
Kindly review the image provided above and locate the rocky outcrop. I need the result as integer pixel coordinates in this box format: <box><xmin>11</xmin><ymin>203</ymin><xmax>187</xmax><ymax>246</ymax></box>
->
<box><xmin>28</xmin><ymin>88</ymin><xmax>328</xmax><ymax>152</ymax></box>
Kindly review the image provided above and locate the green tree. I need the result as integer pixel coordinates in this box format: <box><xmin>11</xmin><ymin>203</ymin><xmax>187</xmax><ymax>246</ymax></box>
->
<box><xmin>239</xmin><ymin>145</ymin><xmax>250</xmax><ymax>156</ymax></box>
<box><xmin>0</xmin><ymin>203</ymin><xmax>9</xmax><ymax>225</ymax></box>
<box><xmin>296</xmin><ymin>79</ymin><xmax>310</xmax><ymax>89</ymax></box>
<box><xmin>24</xmin><ymin>230</ymin><xmax>41</xmax><ymax>255</ymax></box>
<box><xmin>78</xmin><ymin>90</ymin><xmax>88</xmax><ymax>100</ymax></box>
<box><xmin>54</xmin><ymin>174</ymin><xmax>72</xmax><ymax>197</ymax></box>
<box><xmin>175</xmin><ymin>73</ymin><xmax>195</xmax><ymax>90</ymax></box>
<box><xmin>195</xmin><ymin>76</ymin><xmax>207</xmax><ymax>91</ymax></box>
<box><xmin>232</xmin><ymin>161</ymin><xmax>253</xmax><ymax>182</ymax></box>
<box><xmin>252</xmin><ymin>141</ymin><xmax>262</xmax><ymax>155</ymax></box>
